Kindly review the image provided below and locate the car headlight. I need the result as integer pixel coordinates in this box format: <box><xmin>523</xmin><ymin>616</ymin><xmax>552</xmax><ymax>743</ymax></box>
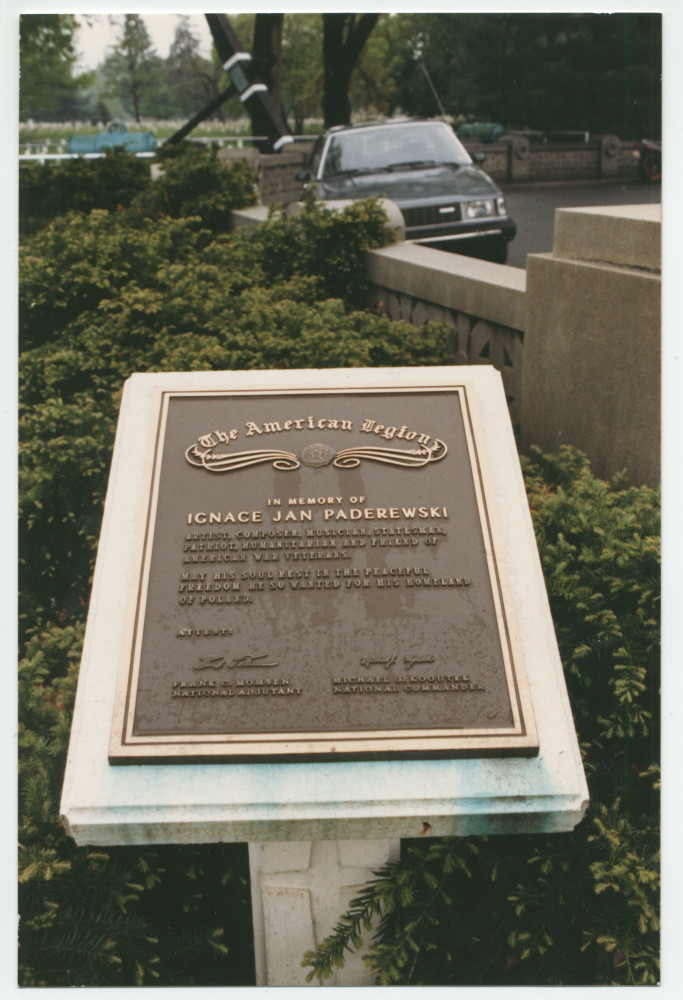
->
<box><xmin>496</xmin><ymin>196</ymin><xmax>507</xmax><ymax>216</ymax></box>
<box><xmin>464</xmin><ymin>199</ymin><xmax>495</xmax><ymax>219</ymax></box>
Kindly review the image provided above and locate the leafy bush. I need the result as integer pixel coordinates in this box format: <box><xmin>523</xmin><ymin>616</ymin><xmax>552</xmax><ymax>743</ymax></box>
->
<box><xmin>130</xmin><ymin>141</ymin><xmax>257</xmax><ymax>234</ymax></box>
<box><xmin>19</xmin><ymin>150</ymin><xmax>150</xmax><ymax>237</ymax></box>
<box><xmin>19</xmin><ymin>148</ymin><xmax>659</xmax><ymax>986</ymax></box>
<box><xmin>19</xmin><ymin>626</ymin><xmax>254</xmax><ymax>987</ymax></box>
<box><xmin>18</xmin><ymin>141</ymin><xmax>258</xmax><ymax>240</ymax></box>
<box><xmin>303</xmin><ymin>447</ymin><xmax>660</xmax><ymax>986</ymax></box>
<box><xmin>19</xmin><ymin>190</ymin><xmax>447</xmax><ymax>636</ymax></box>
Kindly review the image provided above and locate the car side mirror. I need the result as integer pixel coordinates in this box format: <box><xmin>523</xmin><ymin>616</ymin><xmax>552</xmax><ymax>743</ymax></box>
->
<box><xmin>295</xmin><ymin>169</ymin><xmax>312</xmax><ymax>182</ymax></box>
<box><xmin>471</xmin><ymin>152</ymin><xmax>486</xmax><ymax>164</ymax></box>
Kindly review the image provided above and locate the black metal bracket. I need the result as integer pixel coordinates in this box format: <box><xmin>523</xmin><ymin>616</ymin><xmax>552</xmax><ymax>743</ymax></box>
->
<box><xmin>205</xmin><ymin>13</ymin><xmax>292</xmax><ymax>154</ymax></box>
<box><xmin>166</xmin><ymin>83</ymin><xmax>238</xmax><ymax>146</ymax></box>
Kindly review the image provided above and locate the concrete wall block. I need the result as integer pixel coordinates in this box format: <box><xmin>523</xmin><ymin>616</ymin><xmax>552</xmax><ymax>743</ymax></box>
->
<box><xmin>468</xmin><ymin>319</ymin><xmax>523</xmax><ymax>426</ymax></box>
<box><xmin>553</xmin><ymin>204</ymin><xmax>660</xmax><ymax>271</ymax></box>
<box><xmin>450</xmin><ymin>311</ymin><xmax>472</xmax><ymax>364</ymax></box>
<box><xmin>383</xmin><ymin>289</ymin><xmax>403</xmax><ymax>322</ymax></box>
<box><xmin>261</xmin><ymin>884</ymin><xmax>317</xmax><ymax>986</ymax></box>
<box><xmin>365</xmin><ymin>244</ymin><xmax>527</xmax><ymax>331</ymax></box>
<box><xmin>469</xmin><ymin>318</ymin><xmax>497</xmax><ymax>365</ymax></box>
<box><xmin>411</xmin><ymin>297</ymin><xmax>438</xmax><ymax>327</ymax></box>
<box><xmin>521</xmin><ymin>237</ymin><xmax>660</xmax><ymax>485</ymax></box>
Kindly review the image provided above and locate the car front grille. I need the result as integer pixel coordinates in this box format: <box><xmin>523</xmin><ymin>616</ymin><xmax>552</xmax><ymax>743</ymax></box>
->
<box><xmin>401</xmin><ymin>203</ymin><xmax>462</xmax><ymax>228</ymax></box>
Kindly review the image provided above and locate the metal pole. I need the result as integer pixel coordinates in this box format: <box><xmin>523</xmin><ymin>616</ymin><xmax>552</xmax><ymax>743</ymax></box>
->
<box><xmin>419</xmin><ymin>60</ymin><xmax>447</xmax><ymax>117</ymax></box>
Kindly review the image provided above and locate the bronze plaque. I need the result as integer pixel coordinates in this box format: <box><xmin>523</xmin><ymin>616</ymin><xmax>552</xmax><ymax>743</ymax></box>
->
<box><xmin>109</xmin><ymin>383</ymin><xmax>538</xmax><ymax>762</ymax></box>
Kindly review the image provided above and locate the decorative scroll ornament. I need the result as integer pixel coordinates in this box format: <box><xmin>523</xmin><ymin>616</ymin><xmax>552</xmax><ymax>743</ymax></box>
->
<box><xmin>185</xmin><ymin>439</ymin><xmax>447</xmax><ymax>474</ymax></box>
<box><xmin>333</xmin><ymin>440</ymin><xmax>447</xmax><ymax>469</ymax></box>
<box><xmin>185</xmin><ymin>444</ymin><xmax>300</xmax><ymax>473</ymax></box>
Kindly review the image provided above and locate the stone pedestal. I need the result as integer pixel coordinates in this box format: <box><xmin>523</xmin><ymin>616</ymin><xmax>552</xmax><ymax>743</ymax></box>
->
<box><xmin>248</xmin><ymin>838</ymin><xmax>400</xmax><ymax>986</ymax></box>
<box><xmin>521</xmin><ymin>204</ymin><xmax>661</xmax><ymax>486</ymax></box>
<box><xmin>60</xmin><ymin>367</ymin><xmax>588</xmax><ymax>990</ymax></box>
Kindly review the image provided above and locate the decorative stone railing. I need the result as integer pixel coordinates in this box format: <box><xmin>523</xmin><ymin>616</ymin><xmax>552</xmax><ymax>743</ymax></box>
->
<box><xmin>364</xmin><ymin>243</ymin><xmax>526</xmax><ymax>429</ymax></box>
<box><xmin>461</xmin><ymin>133</ymin><xmax>631</xmax><ymax>184</ymax></box>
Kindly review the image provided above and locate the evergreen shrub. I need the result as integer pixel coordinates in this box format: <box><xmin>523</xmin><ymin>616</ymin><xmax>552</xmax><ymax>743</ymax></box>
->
<box><xmin>18</xmin><ymin>152</ymin><xmax>449</xmax><ymax>985</ymax></box>
<box><xmin>18</xmin><ymin>142</ymin><xmax>257</xmax><ymax>239</ymax></box>
<box><xmin>18</xmin><ymin>147</ymin><xmax>659</xmax><ymax>986</ymax></box>
<box><xmin>303</xmin><ymin>448</ymin><xmax>660</xmax><ymax>986</ymax></box>
<box><xmin>131</xmin><ymin>142</ymin><xmax>258</xmax><ymax>234</ymax></box>
<box><xmin>19</xmin><ymin>150</ymin><xmax>150</xmax><ymax>237</ymax></box>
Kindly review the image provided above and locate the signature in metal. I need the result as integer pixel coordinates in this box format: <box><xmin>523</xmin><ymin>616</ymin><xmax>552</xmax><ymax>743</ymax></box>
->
<box><xmin>359</xmin><ymin>654</ymin><xmax>436</xmax><ymax>670</ymax></box>
<box><xmin>360</xmin><ymin>654</ymin><xmax>397</xmax><ymax>669</ymax></box>
<box><xmin>193</xmin><ymin>653</ymin><xmax>279</xmax><ymax>671</ymax></box>
<box><xmin>403</xmin><ymin>654</ymin><xmax>436</xmax><ymax>669</ymax></box>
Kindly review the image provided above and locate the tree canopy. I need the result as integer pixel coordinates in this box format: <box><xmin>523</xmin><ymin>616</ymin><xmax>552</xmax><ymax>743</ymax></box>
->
<box><xmin>20</xmin><ymin>12</ymin><xmax>661</xmax><ymax>141</ymax></box>
<box><xmin>391</xmin><ymin>12</ymin><xmax>661</xmax><ymax>138</ymax></box>
<box><xmin>19</xmin><ymin>14</ymin><xmax>90</xmax><ymax>120</ymax></box>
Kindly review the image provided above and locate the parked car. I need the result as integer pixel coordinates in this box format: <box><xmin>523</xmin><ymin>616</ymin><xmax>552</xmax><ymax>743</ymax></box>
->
<box><xmin>297</xmin><ymin>118</ymin><xmax>516</xmax><ymax>263</ymax></box>
<box><xmin>67</xmin><ymin>122</ymin><xmax>157</xmax><ymax>155</ymax></box>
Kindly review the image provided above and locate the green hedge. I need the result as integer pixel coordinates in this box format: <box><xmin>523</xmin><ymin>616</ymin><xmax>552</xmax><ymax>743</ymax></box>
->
<box><xmin>304</xmin><ymin>448</ymin><xmax>660</xmax><ymax>985</ymax></box>
<box><xmin>19</xmin><ymin>154</ymin><xmax>449</xmax><ymax>638</ymax></box>
<box><xmin>18</xmin><ymin>147</ymin><xmax>659</xmax><ymax>986</ymax></box>
<box><xmin>18</xmin><ymin>142</ymin><xmax>257</xmax><ymax>239</ymax></box>
<box><xmin>19</xmin><ymin>149</ymin><xmax>150</xmax><ymax>237</ymax></box>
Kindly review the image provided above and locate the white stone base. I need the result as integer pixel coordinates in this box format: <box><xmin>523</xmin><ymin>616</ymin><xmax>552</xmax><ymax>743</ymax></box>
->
<box><xmin>61</xmin><ymin>367</ymin><xmax>588</xmax><ymax>844</ymax></box>
<box><xmin>249</xmin><ymin>838</ymin><xmax>400</xmax><ymax>986</ymax></box>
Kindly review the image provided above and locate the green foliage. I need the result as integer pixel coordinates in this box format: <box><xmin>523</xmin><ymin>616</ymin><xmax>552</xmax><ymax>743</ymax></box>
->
<box><xmin>303</xmin><ymin>447</ymin><xmax>659</xmax><ymax>986</ymax></box>
<box><xmin>19</xmin><ymin>14</ymin><xmax>85</xmax><ymax>121</ymax></box>
<box><xmin>19</xmin><ymin>151</ymin><xmax>151</xmax><ymax>238</ymax></box>
<box><xmin>19</xmin><ymin>147</ymin><xmax>658</xmax><ymax>986</ymax></box>
<box><xmin>19</xmin><ymin>173</ymin><xmax>442</xmax><ymax>640</ymax></box>
<box><xmin>19</xmin><ymin>626</ymin><xmax>253</xmax><ymax>986</ymax></box>
<box><xmin>19</xmin><ymin>142</ymin><xmax>257</xmax><ymax>243</ymax></box>
<box><xmin>391</xmin><ymin>12</ymin><xmax>661</xmax><ymax>139</ymax></box>
<box><xmin>132</xmin><ymin>142</ymin><xmax>257</xmax><ymax>233</ymax></box>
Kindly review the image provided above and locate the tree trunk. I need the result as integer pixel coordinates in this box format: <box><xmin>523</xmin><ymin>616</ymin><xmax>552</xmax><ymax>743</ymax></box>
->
<box><xmin>253</xmin><ymin>14</ymin><xmax>286</xmax><ymax>124</ymax></box>
<box><xmin>322</xmin><ymin>13</ymin><xmax>379</xmax><ymax>128</ymax></box>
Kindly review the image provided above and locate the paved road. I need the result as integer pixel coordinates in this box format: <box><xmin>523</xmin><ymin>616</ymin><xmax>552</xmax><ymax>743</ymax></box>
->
<box><xmin>502</xmin><ymin>178</ymin><xmax>661</xmax><ymax>269</ymax></box>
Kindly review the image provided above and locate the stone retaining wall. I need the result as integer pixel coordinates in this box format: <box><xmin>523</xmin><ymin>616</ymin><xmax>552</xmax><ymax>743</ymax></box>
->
<box><xmin>233</xmin><ymin>134</ymin><xmax>636</xmax><ymax>206</ymax></box>
<box><xmin>219</xmin><ymin>143</ymin><xmax>313</xmax><ymax>206</ymax></box>
<box><xmin>463</xmin><ymin>133</ymin><xmax>630</xmax><ymax>184</ymax></box>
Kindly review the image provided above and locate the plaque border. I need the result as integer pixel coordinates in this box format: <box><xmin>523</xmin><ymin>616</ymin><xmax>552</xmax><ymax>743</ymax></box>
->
<box><xmin>109</xmin><ymin>381</ymin><xmax>538</xmax><ymax>763</ymax></box>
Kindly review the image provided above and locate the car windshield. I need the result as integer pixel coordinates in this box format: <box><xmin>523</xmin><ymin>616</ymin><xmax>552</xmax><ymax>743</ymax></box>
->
<box><xmin>321</xmin><ymin>123</ymin><xmax>471</xmax><ymax>179</ymax></box>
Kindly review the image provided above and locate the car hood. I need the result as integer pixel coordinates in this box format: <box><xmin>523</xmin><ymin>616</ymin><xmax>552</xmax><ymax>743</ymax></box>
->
<box><xmin>317</xmin><ymin>164</ymin><xmax>500</xmax><ymax>204</ymax></box>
